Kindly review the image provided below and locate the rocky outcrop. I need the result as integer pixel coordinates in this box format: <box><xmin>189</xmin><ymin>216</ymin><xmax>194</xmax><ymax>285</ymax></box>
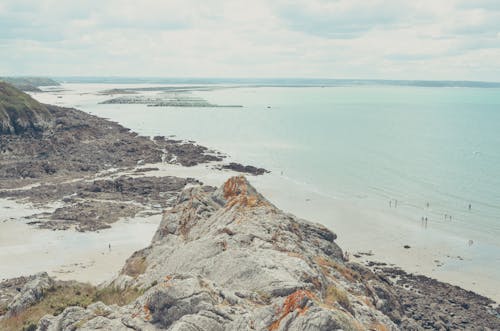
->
<box><xmin>0</xmin><ymin>272</ymin><xmax>55</xmax><ymax>317</ymax></box>
<box><xmin>37</xmin><ymin>177</ymin><xmax>402</xmax><ymax>330</ymax></box>
<box><xmin>0</xmin><ymin>82</ymin><xmax>54</xmax><ymax>135</ymax></box>
<box><xmin>219</xmin><ymin>162</ymin><xmax>270</xmax><ymax>175</ymax></box>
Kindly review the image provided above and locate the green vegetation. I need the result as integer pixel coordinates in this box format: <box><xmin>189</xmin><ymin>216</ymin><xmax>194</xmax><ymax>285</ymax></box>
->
<box><xmin>121</xmin><ymin>254</ymin><xmax>148</xmax><ymax>278</ymax></box>
<box><xmin>325</xmin><ymin>284</ymin><xmax>352</xmax><ymax>312</ymax></box>
<box><xmin>0</xmin><ymin>82</ymin><xmax>53</xmax><ymax>134</ymax></box>
<box><xmin>94</xmin><ymin>286</ymin><xmax>145</xmax><ymax>307</ymax></box>
<box><xmin>0</xmin><ymin>282</ymin><xmax>144</xmax><ymax>331</ymax></box>
<box><xmin>0</xmin><ymin>77</ymin><xmax>60</xmax><ymax>91</ymax></box>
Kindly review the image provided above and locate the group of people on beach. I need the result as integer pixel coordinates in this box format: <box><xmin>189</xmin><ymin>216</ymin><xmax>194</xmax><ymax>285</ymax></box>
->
<box><xmin>388</xmin><ymin>199</ymin><xmax>474</xmax><ymax>229</ymax></box>
<box><xmin>389</xmin><ymin>199</ymin><xmax>398</xmax><ymax>208</ymax></box>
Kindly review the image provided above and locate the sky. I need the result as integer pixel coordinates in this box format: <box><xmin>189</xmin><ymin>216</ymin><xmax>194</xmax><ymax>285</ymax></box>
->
<box><xmin>1</xmin><ymin>0</ymin><xmax>500</xmax><ymax>81</ymax></box>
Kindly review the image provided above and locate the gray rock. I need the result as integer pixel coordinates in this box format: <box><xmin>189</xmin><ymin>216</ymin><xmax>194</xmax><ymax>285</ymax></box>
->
<box><xmin>7</xmin><ymin>272</ymin><xmax>54</xmax><ymax>316</ymax></box>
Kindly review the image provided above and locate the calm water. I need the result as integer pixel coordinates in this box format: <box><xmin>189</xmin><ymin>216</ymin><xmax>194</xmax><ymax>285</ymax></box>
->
<box><xmin>65</xmin><ymin>84</ymin><xmax>500</xmax><ymax>246</ymax></box>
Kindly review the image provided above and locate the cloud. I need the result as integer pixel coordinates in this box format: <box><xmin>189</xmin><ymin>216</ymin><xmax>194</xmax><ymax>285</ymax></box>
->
<box><xmin>0</xmin><ymin>0</ymin><xmax>499</xmax><ymax>81</ymax></box>
<box><xmin>273</xmin><ymin>0</ymin><xmax>421</xmax><ymax>38</ymax></box>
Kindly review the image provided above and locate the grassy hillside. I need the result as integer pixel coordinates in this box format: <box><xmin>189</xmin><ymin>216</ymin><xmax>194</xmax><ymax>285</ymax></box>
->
<box><xmin>0</xmin><ymin>82</ymin><xmax>54</xmax><ymax>135</ymax></box>
<box><xmin>0</xmin><ymin>77</ymin><xmax>60</xmax><ymax>91</ymax></box>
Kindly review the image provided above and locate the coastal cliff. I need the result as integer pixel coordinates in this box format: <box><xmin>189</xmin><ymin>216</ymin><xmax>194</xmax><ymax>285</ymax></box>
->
<box><xmin>0</xmin><ymin>82</ymin><xmax>54</xmax><ymax>135</ymax></box>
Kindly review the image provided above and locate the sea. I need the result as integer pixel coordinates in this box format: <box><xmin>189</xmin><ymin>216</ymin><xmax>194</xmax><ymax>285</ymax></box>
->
<box><xmin>33</xmin><ymin>78</ymin><xmax>500</xmax><ymax>299</ymax></box>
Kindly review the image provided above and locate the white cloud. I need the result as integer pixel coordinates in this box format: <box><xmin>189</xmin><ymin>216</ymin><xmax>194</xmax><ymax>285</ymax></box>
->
<box><xmin>0</xmin><ymin>0</ymin><xmax>499</xmax><ymax>81</ymax></box>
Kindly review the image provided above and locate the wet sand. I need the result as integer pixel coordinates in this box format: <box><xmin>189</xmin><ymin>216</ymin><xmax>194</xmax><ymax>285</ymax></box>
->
<box><xmin>0</xmin><ymin>198</ymin><xmax>160</xmax><ymax>284</ymax></box>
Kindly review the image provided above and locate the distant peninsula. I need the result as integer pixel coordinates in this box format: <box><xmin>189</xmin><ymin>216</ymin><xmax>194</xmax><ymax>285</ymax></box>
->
<box><xmin>0</xmin><ymin>77</ymin><xmax>60</xmax><ymax>92</ymax></box>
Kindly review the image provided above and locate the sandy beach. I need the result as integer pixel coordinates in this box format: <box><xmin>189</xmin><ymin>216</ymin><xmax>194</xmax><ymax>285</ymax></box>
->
<box><xmin>0</xmin><ymin>198</ymin><xmax>160</xmax><ymax>284</ymax></box>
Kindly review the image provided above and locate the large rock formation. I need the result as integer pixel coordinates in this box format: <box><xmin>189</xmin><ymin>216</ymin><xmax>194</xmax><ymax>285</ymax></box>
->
<box><xmin>0</xmin><ymin>82</ymin><xmax>54</xmax><ymax>135</ymax></box>
<box><xmin>37</xmin><ymin>177</ymin><xmax>403</xmax><ymax>330</ymax></box>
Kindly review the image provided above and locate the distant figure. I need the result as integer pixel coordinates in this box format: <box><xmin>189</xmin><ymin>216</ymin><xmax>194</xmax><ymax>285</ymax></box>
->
<box><xmin>426</xmin><ymin>202</ymin><xmax>429</xmax><ymax>208</ymax></box>
<box><xmin>445</xmin><ymin>214</ymin><xmax>448</xmax><ymax>220</ymax></box>
<box><xmin>467</xmin><ymin>239</ymin><xmax>474</xmax><ymax>247</ymax></box>
<box><xmin>109</xmin><ymin>243</ymin><xmax>111</xmax><ymax>251</ymax></box>
<box><xmin>280</xmin><ymin>171</ymin><xmax>283</xmax><ymax>176</ymax></box>
<box><xmin>468</xmin><ymin>203</ymin><xmax>472</xmax><ymax>211</ymax></box>
<box><xmin>389</xmin><ymin>200</ymin><xmax>392</xmax><ymax>208</ymax></box>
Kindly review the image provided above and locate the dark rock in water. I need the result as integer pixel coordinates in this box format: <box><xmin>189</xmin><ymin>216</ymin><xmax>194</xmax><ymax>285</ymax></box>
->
<box><xmin>0</xmin><ymin>82</ymin><xmax>54</xmax><ymax>135</ymax></box>
<box><xmin>403</xmin><ymin>245</ymin><xmax>410</xmax><ymax>249</ymax></box>
<box><xmin>220</xmin><ymin>162</ymin><xmax>270</xmax><ymax>175</ymax></box>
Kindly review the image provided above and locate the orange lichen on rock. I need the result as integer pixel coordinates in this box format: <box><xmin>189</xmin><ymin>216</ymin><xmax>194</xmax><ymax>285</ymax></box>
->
<box><xmin>223</xmin><ymin>176</ymin><xmax>267</xmax><ymax>209</ymax></box>
<box><xmin>143</xmin><ymin>304</ymin><xmax>151</xmax><ymax>321</ymax></box>
<box><xmin>223</xmin><ymin>176</ymin><xmax>249</xmax><ymax>199</ymax></box>
<box><xmin>163</xmin><ymin>275</ymin><xmax>173</xmax><ymax>288</ymax></box>
<box><xmin>369</xmin><ymin>322</ymin><xmax>390</xmax><ymax>331</ymax></box>
<box><xmin>268</xmin><ymin>290</ymin><xmax>316</xmax><ymax>330</ymax></box>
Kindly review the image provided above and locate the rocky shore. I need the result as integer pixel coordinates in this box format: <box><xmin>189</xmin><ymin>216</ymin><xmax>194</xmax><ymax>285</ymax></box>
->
<box><xmin>0</xmin><ymin>82</ymin><xmax>268</xmax><ymax>231</ymax></box>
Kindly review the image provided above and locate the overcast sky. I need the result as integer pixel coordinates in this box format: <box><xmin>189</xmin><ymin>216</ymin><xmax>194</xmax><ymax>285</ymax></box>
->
<box><xmin>1</xmin><ymin>0</ymin><xmax>500</xmax><ymax>81</ymax></box>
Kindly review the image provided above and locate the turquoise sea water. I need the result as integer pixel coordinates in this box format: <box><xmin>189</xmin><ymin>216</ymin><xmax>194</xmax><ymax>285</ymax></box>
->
<box><xmin>80</xmin><ymin>85</ymin><xmax>500</xmax><ymax>247</ymax></box>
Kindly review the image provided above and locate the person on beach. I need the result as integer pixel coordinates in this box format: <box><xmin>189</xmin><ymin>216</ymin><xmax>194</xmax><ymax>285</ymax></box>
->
<box><xmin>389</xmin><ymin>200</ymin><xmax>392</xmax><ymax>208</ymax></box>
<box><xmin>468</xmin><ymin>203</ymin><xmax>472</xmax><ymax>211</ymax></box>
